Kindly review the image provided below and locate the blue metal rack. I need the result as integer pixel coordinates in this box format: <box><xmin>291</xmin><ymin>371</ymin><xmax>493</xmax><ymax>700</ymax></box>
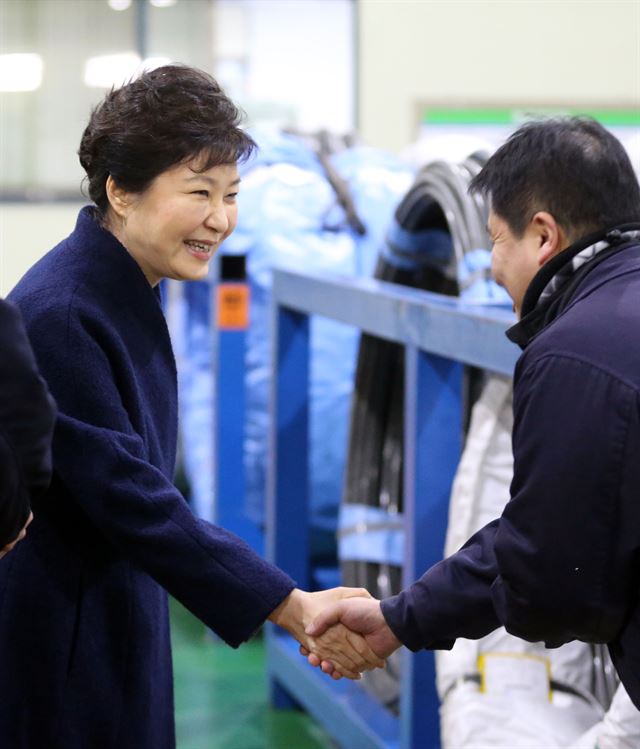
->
<box><xmin>266</xmin><ymin>268</ymin><xmax>519</xmax><ymax>749</ymax></box>
<box><xmin>213</xmin><ymin>261</ymin><xmax>263</xmax><ymax>555</ymax></box>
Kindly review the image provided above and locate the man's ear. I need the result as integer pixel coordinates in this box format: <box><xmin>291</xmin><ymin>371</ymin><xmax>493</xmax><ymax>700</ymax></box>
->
<box><xmin>105</xmin><ymin>175</ymin><xmax>131</xmax><ymax>218</ymax></box>
<box><xmin>530</xmin><ymin>211</ymin><xmax>568</xmax><ymax>267</ymax></box>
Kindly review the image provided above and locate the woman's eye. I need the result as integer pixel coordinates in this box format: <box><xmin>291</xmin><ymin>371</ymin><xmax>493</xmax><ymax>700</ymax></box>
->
<box><xmin>225</xmin><ymin>192</ymin><xmax>239</xmax><ymax>201</ymax></box>
<box><xmin>191</xmin><ymin>190</ymin><xmax>209</xmax><ymax>197</ymax></box>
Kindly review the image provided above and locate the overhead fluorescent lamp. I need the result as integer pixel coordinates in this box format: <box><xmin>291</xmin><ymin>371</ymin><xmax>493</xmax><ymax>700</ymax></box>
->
<box><xmin>140</xmin><ymin>56</ymin><xmax>172</xmax><ymax>71</ymax></box>
<box><xmin>0</xmin><ymin>53</ymin><xmax>43</xmax><ymax>92</ymax></box>
<box><xmin>108</xmin><ymin>0</ymin><xmax>132</xmax><ymax>10</ymax></box>
<box><xmin>84</xmin><ymin>52</ymin><xmax>141</xmax><ymax>88</ymax></box>
<box><xmin>149</xmin><ymin>0</ymin><xmax>177</xmax><ymax>7</ymax></box>
<box><xmin>84</xmin><ymin>53</ymin><xmax>172</xmax><ymax>88</ymax></box>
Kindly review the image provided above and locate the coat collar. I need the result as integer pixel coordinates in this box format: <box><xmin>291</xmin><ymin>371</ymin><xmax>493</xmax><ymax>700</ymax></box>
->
<box><xmin>506</xmin><ymin>223</ymin><xmax>640</xmax><ymax>349</ymax></box>
<box><xmin>68</xmin><ymin>206</ymin><xmax>165</xmax><ymax>304</ymax></box>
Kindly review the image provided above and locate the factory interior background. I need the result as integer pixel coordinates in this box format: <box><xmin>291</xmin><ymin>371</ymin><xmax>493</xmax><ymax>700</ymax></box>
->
<box><xmin>1</xmin><ymin>1</ymin><xmax>639</xmax><ymax>748</ymax></box>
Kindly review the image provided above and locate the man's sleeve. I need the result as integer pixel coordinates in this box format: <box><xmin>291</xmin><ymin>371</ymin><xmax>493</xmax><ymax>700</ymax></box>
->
<box><xmin>0</xmin><ymin>299</ymin><xmax>56</xmax><ymax>546</ymax></box>
<box><xmin>380</xmin><ymin>520</ymin><xmax>501</xmax><ymax>651</ymax></box>
<box><xmin>31</xmin><ymin>301</ymin><xmax>294</xmax><ymax>647</ymax></box>
<box><xmin>381</xmin><ymin>353</ymin><xmax>638</xmax><ymax>651</ymax></box>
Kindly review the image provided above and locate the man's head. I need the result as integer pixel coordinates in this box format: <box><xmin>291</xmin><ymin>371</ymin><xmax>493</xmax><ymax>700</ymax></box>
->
<box><xmin>470</xmin><ymin>117</ymin><xmax>640</xmax><ymax>315</ymax></box>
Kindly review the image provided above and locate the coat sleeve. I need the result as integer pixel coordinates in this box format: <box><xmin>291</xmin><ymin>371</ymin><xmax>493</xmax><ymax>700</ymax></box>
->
<box><xmin>380</xmin><ymin>520</ymin><xmax>501</xmax><ymax>651</ymax></box>
<box><xmin>27</xmin><ymin>299</ymin><xmax>294</xmax><ymax>647</ymax></box>
<box><xmin>0</xmin><ymin>299</ymin><xmax>56</xmax><ymax>546</ymax></box>
<box><xmin>382</xmin><ymin>353</ymin><xmax>638</xmax><ymax>651</ymax></box>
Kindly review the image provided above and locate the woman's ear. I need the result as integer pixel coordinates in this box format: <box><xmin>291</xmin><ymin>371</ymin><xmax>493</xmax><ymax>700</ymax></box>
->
<box><xmin>105</xmin><ymin>175</ymin><xmax>131</xmax><ymax>218</ymax></box>
<box><xmin>531</xmin><ymin>211</ymin><xmax>569</xmax><ymax>267</ymax></box>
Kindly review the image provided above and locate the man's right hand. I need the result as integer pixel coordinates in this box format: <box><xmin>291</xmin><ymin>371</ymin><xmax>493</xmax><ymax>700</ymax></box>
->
<box><xmin>269</xmin><ymin>587</ymin><xmax>386</xmax><ymax>680</ymax></box>
<box><xmin>303</xmin><ymin>597</ymin><xmax>402</xmax><ymax>672</ymax></box>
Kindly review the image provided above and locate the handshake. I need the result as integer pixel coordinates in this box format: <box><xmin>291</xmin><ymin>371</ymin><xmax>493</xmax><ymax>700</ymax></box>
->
<box><xmin>268</xmin><ymin>587</ymin><xmax>403</xmax><ymax>680</ymax></box>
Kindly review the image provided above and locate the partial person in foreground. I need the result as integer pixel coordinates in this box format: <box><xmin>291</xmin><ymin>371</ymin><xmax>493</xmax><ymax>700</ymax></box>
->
<box><xmin>306</xmin><ymin>118</ymin><xmax>640</xmax><ymax>713</ymax></box>
<box><xmin>0</xmin><ymin>298</ymin><xmax>56</xmax><ymax>558</ymax></box>
<box><xmin>0</xmin><ymin>65</ymin><xmax>383</xmax><ymax>749</ymax></box>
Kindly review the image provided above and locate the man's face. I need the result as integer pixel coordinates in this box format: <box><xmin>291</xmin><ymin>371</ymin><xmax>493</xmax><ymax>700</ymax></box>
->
<box><xmin>488</xmin><ymin>210</ymin><xmax>543</xmax><ymax>318</ymax></box>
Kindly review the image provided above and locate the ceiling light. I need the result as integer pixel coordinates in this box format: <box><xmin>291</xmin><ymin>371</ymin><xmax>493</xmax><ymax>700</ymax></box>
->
<box><xmin>149</xmin><ymin>0</ymin><xmax>177</xmax><ymax>7</ymax></box>
<box><xmin>84</xmin><ymin>52</ymin><xmax>141</xmax><ymax>88</ymax></box>
<box><xmin>141</xmin><ymin>56</ymin><xmax>172</xmax><ymax>71</ymax></box>
<box><xmin>0</xmin><ymin>53</ymin><xmax>43</xmax><ymax>92</ymax></box>
<box><xmin>83</xmin><ymin>54</ymin><xmax>172</xmax><ymax>88</ymax></box>
<box><xmin>108</xmin><ymin>0</ymin><xmax>132</xmax><ymax>10</ymax></box>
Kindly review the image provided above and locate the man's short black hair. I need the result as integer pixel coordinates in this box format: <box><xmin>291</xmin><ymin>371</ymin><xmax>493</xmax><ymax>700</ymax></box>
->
<box><xmin>469</xmin><ymin>117</ymin><xmax>640</xmax><ymax>239</ymax></box>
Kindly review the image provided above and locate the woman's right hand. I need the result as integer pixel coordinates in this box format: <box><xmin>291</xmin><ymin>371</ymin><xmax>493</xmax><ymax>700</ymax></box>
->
<box><xmin>268</xmin><ymin>587</ymin><xmax>386</xmax><ymax>679</ymax></box>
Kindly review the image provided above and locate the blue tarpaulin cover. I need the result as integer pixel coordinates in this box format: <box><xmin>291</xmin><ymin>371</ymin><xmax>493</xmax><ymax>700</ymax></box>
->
<box><xmin>174</xmin><ymin>127</ymin><xmax>413</xmax><ymax>550</ymax></box>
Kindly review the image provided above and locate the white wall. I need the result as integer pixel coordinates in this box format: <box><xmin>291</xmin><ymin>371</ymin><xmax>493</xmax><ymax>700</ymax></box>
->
<box><xmin>0</xmin><ymin>0</ymin><xmax>213</xmax><ymax>192</ymax></box>
<box><xmin>3</xmin><ymin>0</ymin><xmax>639</xmax><ymax>291</ymax></box>
<box><xmin>358</xmin><ymin>0</ymin><xmax>640</xmax><ymax>151</ymax></box>
<box><xmin>0</xmin><ymin>0</ymin><xmax>356</xmax><ymax>293</ymax></box>
<box><xmin>0</xmin><ymin>203</ymin><xmax>82</xmax><ymax>296</ymax></box>
<box><xmin>214</xmin><ymin>0</ymin><xmax>355</xmax><ymax>132</ymax></box>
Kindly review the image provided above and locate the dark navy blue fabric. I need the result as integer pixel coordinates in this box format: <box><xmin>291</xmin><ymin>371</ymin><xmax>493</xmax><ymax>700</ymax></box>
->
<box><xmin>0</xmin><ymin>207</ymin><xmax>295</xmax><ymax>749</ymax></box>
<box><xmin>381</xmin><ymin>235</ymin><xmax>640</xmax><ymax>709</ymax></box>
<box><xmin>0</xmin><ymin>299</ymin><xmax>56</xmax><ymax>546</ymax></box>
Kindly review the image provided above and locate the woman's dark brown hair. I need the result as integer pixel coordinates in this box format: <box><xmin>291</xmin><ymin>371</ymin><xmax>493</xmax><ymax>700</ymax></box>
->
<box><xmin>78</xmin><ymin>64</ymin><xmax>256</xmax><ymax>216</ymax></box>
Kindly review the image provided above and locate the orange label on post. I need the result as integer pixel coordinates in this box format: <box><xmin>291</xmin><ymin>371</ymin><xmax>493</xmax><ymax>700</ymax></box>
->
<box><xmin>216</xmin><ymin>283</ymin><xmax>250</xmax><ymax>330</ymax></box>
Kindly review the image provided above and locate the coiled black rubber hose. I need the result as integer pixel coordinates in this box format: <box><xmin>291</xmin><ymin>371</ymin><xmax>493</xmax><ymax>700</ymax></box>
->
<box><xmin>340</xmin><ymin>154</ymin><xmax>489</xmax><ymax>709</ymax></box>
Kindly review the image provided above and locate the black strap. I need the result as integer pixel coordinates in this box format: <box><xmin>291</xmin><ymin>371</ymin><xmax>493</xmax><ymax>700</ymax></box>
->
<box><xmin>443</xmin><ymin>673</ymin><xmax>595</xmax><ymax>706</ymax></box>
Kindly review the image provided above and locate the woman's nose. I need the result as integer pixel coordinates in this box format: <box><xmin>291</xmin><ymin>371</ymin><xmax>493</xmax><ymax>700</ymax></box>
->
<box><xmin>204</xmin><ymin>203</ymin><xmax>229</xmax><ymax>234</ymax></box>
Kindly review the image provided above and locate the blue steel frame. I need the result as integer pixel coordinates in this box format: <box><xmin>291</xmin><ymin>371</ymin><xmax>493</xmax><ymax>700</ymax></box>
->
<box><xmin>213</xmin><ymin>280</ymin><xmax>263</xmax><ymax>555</ymax></box>
<box><xmin>266</xmin><ymin>268</ymin><xmax>519</xmax><ymax>749</ymax></box>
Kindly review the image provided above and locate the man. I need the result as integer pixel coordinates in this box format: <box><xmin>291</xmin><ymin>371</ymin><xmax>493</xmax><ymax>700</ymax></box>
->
<box><xmin>0</xmin><ymin>298</ymin><xmax>56</xmax><ymax>557</ymax></box>
<box><xmin>305</xmin><ymin>118</ymin><xmax>640</xmax><ymax>709</ymax></box>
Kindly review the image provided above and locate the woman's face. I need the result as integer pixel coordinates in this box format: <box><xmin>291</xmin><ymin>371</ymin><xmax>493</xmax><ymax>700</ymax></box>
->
<box><xmin>109</xmin><ymin>159</ymin><xmax>240</xmax><ymax>286</ymax></box>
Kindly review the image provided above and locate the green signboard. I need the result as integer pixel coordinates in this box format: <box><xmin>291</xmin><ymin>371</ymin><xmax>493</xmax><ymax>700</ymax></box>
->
<box><xmin>422</xmin><ymin>107</ymin><xmax>640</xmax><ymax>127</ymax></box>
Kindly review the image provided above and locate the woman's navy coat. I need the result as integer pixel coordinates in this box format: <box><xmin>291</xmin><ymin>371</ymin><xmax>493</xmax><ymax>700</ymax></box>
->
<box><xmin>0</xmin><ymin>208</ymin><xmax>295</xmax><ymax>749</ymax></box>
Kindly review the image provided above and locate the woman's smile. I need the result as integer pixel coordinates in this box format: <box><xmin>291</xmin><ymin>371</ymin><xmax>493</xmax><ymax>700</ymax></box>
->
<box><xmin>184</xmin><ymin>238</ymin><xmax>216</xmax><ymax>260</ymax></box>
<box><xmin>107</xmin><ymin>160</ymin><xmax>240</xmax><ymax>285</ymax></box>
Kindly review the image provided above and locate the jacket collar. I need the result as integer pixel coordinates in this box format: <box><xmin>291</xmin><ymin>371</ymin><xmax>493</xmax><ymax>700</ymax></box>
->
<box><xmin>506</xmin><ymin>223</ymin><xmax>640</xmax><ymax>349</ymax></box>
<box><xmin>70</xmin><ymin>206</ymin><xmax>165</xmax><ymax>301</ymax></box>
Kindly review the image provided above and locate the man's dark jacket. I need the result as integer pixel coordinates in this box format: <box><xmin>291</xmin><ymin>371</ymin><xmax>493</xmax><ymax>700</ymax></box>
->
<box><xmin>0</xmin><ymin>298</ymin><xmax>55</xmax><ymax>545</ymax></box>
<box><xmin>0</xmin><ymin>208</ymin><xmax>295</xmax><ymax>749</ymax></box>
<box><xmin>382</xmin><ymin>226</ymin><xmax>640</xmax><ymax>709</ymax></box>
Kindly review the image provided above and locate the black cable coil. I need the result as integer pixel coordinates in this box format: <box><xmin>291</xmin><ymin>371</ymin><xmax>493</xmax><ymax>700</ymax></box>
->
<box><xmin>339</xmin><ymin>153</ymin><xmax>490</xmax><ymax>710</ymax></box>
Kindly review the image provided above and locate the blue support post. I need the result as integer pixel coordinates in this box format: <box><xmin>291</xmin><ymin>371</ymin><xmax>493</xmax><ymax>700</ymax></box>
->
<box><xmin>265</xmin><ymin>633</ymin><xmax>400</xmax><ymax>748</ymax></box>
<box><xmin>214</xmin><ymin>255</ymin><xmax>263</xmax><ymax>554</ymax></box>
<box><xmin>401</xmin><ymin>346</ymin><xmax>463</xmax><ymax>749</ymax></box>
<box><xmin>266</xmin><ymin>305</ymin><xmax>311</xmax><ymax>586</ymax></box>
<box><xmin>215</xmin><ymin>326</ymin><xmax>264</xmax><ymax>552</ymax></box>
<box><xmin>267</xmin><ymin>304</ymin><xmax>311</xmax><ymax>709</ymax></box>
<box><xmin>265</xmin><ymin>268</ymin><xmax>518</xmax><ymax>749</ymax></box>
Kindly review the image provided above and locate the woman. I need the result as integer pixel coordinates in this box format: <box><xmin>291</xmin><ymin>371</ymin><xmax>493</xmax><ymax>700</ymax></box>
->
<box><xmin>0</xmin><ymin>65</ymin><xmax>381</xmax><ymax>749</ymax></box>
